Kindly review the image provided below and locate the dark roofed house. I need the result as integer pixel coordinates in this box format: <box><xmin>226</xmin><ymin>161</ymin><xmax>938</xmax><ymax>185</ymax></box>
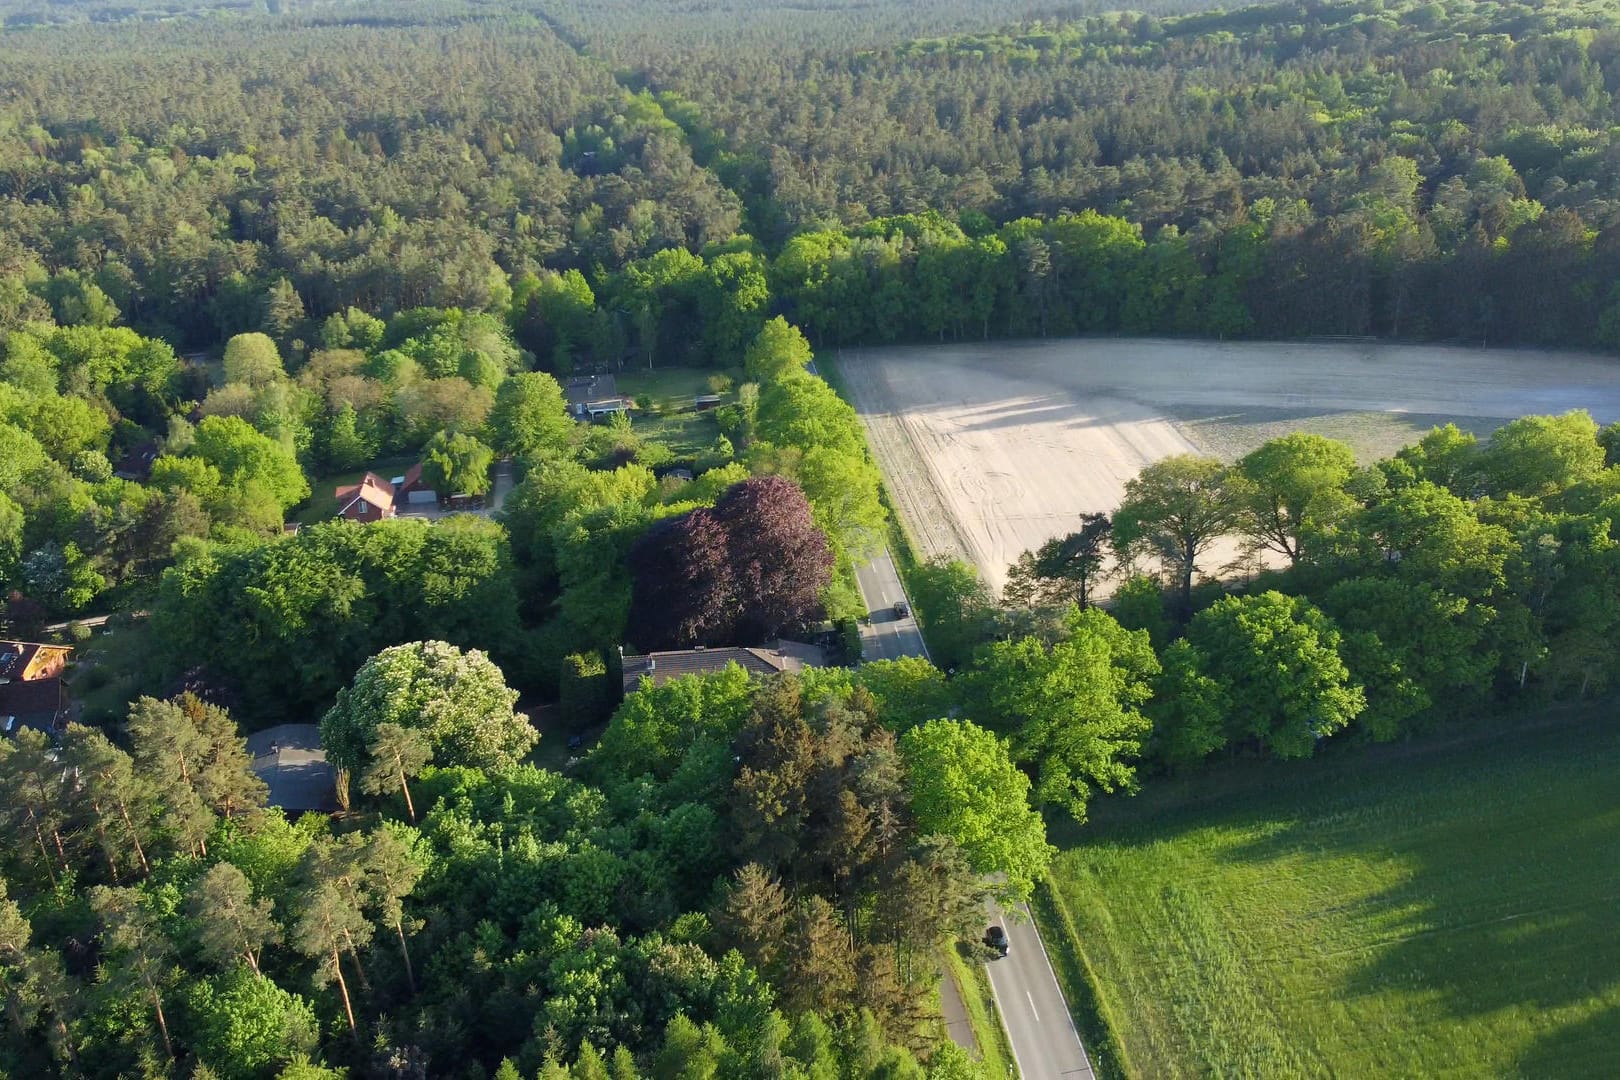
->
<box><xmin>335</xmin><ymin>472</ymin><xmax>397</xmax><ymax>522</ymax></box>
<box><xmin>565</xmin><ymin>374</ymin><xmax>630</xmax><ymax>421</ymax></box>
<box><xmin>0</xmin><ymin>641</ymin><xmax>73</xmax><ymax>738</ymax></box>
<box><xmin>112</xmin><ymin>442</ymin><xmax>160</xmax><ymax>482</ymax></box>
<box><xmin>620</xmin><ymin>640</ymin><xmax>826</xmax><ymax>696</ymax></box>
<box><xmin>246</xmin><ymin>724</ymin><xmax>338</xmax><ymax>814</ymax></box>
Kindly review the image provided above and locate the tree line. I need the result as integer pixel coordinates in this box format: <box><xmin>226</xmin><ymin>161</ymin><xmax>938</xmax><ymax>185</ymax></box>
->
<box><xmin>895</xmin><ymin>411</ymin><xmax>1620</xmax><ymax>821</ymax></box>
<box><xmin>6</xmin><ymin>0</ymin><xmax>1620</xmax><ymax>354</ymax></box>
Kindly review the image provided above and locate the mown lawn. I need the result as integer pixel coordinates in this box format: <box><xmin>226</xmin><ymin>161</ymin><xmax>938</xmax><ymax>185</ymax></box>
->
<box><xmin>630</xmin><ymin>409</ymin><xmax>722</xmax><ymax>459</ymax></box>
<box><xmin>616</xmin><ymin>366</ymin><xmax>727</xmax><ymax>403</ymax></box>
<box><xmin>616</xmin><ymin>366</ymin><xmax>728</xmax><ymax>459</ymax></box>
<box><xmin>1045</xmin><ymin>711</ymin><xmax>1620</xmax><ymax>1078</ymax></box>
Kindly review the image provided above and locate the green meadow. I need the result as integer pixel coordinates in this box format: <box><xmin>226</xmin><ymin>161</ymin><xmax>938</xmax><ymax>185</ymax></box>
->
<box><xmin>1046</xmin><ymin>712</ymin><xmax>1620</xmax><ymax>1078</ymax></box>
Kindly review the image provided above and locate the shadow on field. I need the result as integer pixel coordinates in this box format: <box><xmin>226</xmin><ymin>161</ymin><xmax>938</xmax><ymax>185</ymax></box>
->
<box><xmin>1517</xmin><ymin>1003</ymin><xmax>1620</xmax><ymax>1077</ymax></box>
<box><xmin>947</xmin><ymin>394</ymin><xmax>1351</xmax><ymax>435</ymax></box>
<box><xmin>1210</xmin><ymin>719</ymin><xmax>1620</xmax><ymax>1072</ymax></box>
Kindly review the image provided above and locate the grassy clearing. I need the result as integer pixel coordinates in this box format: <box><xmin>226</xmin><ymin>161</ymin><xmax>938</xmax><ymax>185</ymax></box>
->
<box><xmin>1044</xmin><ymin>710</ymin><xmax>1620</xmax><ymax>1078</ymax></box>
<box><xmin>615</xmin><ymin>366</ymin><xmax>728</xmax><ymax>459</ymax></box>
<box><xmin>944</xmin><ymin>942</ymin><xmax>1018</xmax><ymax>1078</ymax></box>
<box><xmin>629</xmin><ymin>408</ymin><xmax>722</xmax><ymax>460</ymax></box>
<box><xmin>615</xmin><ymin>366</ymin><xmax>728</xmax><ymax>403</ymax></box>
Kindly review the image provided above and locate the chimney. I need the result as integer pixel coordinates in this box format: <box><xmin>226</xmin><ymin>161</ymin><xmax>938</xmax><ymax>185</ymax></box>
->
<box><xmin>648</xmin><ymin>658</ymin><xmax>656</xmax><ymax>671</ymax></box>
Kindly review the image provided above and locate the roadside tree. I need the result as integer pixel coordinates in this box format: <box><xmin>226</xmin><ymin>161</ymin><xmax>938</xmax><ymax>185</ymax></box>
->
<box><xmin>1189</xmin><ymin>592</ymin><xmax>1365</xmax><ymax>758</ymax></box>
<box><xmin>898</xmin><ymin>719</ymin><xmax>1053</xmax><ymax>902</ymax></box>
<box><xmin>966</xmin><ymin>606</ymin><xmax>1157</xmax><ymax>821</ymax></box>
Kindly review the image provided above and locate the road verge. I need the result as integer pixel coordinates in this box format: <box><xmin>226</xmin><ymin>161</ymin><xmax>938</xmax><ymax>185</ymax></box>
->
<box><xmin>1032</xmin><ymin>879</ymin><xmax>1137</xmax><ymax>1080</ymax></box>
<box><xmin>943</xmin><ymin>942</ymin><xmax>1018</xmax><ymax>1076</ymax></box>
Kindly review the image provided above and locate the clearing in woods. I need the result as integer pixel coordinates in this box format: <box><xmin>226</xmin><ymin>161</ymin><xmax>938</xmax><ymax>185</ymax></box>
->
<box><xmin>1043</xmin><ymin>712</ymin><xmax>1620</xmax><ymax>1077</ymax></box>
<box><xmin>837</xmin><ymin>338</ymin><xmax>1620</xmax><ymax>594</ymax></box>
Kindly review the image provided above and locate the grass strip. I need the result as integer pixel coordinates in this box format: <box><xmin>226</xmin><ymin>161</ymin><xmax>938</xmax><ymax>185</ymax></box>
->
<box><xmin>1031</xmin><ymin>880</ymin><xmax>1138</xmax><ymax>1080</ymax></box>
<box><xmin>943</xmin><ymin>942</ymin><xmax>1018</xmax><ymax>1077</ymax></box>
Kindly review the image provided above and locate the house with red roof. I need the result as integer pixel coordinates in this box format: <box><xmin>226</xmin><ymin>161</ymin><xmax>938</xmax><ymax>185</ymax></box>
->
<box><xmin>335</xmin><ymin>472</ymin><xmax>397</xmax><ymax>522</ymax></box>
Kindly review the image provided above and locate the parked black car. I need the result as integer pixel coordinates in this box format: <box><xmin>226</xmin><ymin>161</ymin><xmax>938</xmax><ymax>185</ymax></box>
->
<box><xmin>984</xmin><ymin>925</ymin><xmax>1009</xmax><ymax>958</ymax></box>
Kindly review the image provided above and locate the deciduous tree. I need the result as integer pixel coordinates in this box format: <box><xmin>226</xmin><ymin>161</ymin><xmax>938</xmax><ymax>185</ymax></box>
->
<box><xmin>421</xmin><ymin>429</ymin><xmax>495</xmax><ymax>497</ymax></box>
<box><xmin>320</xmin><ymin>641</ymin><xmax>534</xmax><ymax>774</ymax></box>
<box><xmin>966</xmin><ymin>607</ymin><xmax>1157</xmax><ymax>821</ymax></box>
<box><xmin>1234</xmin><ymin>434</ymin><xmax>1358</xmax><ymax>564</ymax></box>
<box><xmin>898</xmin><ymin>719</ymin><xmax>1053</xmax><ymax>902</ymax></box>
<box><xmin>1113</xmin><ymin>454</ymin><xmax>1238</xmax><ymax>614</ymax></box>
<box><xmin>744</xmin><ymin>317</ymin><xmax>814</xmax><ymax>384</ymax></box>
<box><xmin>488</xmin><ymin>371</ymin><xmax>575</xmax><ymax>459</ymax></box>
<box><xmin>1190</xmin><ymin>592</ymin><xmax>1365</xmax><ymax>758</ymax></box>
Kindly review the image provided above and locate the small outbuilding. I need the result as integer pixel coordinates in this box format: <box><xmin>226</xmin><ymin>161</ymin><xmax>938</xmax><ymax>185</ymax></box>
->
<box><xmin>565</xmin><ymin>374</ymin><xmax>630</xmax><ymax>421</ymax></box>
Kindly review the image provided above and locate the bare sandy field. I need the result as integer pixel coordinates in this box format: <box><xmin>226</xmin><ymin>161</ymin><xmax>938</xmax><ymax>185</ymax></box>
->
<box><xmin>837</xmin><ymin>338</ymin><xmax>1620</xmax><ymax>595</ymax></box>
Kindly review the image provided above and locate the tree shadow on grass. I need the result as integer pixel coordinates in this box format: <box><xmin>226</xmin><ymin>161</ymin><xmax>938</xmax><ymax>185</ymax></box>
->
<box><xmin>1208</xmin><ymin>719</ymin><xmax>1620</xmax><ymax>1073</ymax></box>
<box><xmin>949</xmin><ymin>394</ymin><xmax>1350</xmax><ymax>437</ymax></box>
<box><xmin>1516</xmin><ymin>1001</ymin><xmax>1620</xmax><ymax>1078</ymax></box>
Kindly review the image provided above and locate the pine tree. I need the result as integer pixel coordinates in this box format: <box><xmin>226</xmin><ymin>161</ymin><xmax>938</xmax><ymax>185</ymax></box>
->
<box><xmin>783</xmin><ymin>896</ymin><xmax>856</xmax><ymax>1016</ymax></box>
<box><xmin>717</xmin><ymin>863</ymin><xmax>789</xmax><ymax>978</ymax></box>
<box><xmin>574</xmin><ymin>1042</ymin><xmax>612</xmax><ymax>1080</ymax></box>
<box><xmin>359</xmin><ymin>827</ymin><xmax>426</xmax><ymax>993</ymax></box>
<box><xmin>186</xmin><ymin>862</ymin><xmax>280</xmax><ymax>975</ymax></box>
<box><xmin>89</xmin><ymin>886</ymin><xmax>178</xmax><ymax>1060</ymax></box>
<box><xmin>63</xmin><ymin>725</ymin><xmax>153</xmax><ymax>879</ymax></box>
<box><xmin>289</xmin><ymin>879</ymin><xmax>371</xmax><ymax>1037</ymax></box>
<box><xmin>0</xmin><ymin>729</ymin><xmax>74</xmax><ymax>885</ymax></box>
<box><xmin>300</xmin><ymin>835</ymin><xmax>376</xmax><ymax>994</ymax></box>
<box><xmin>0</xmin><ymin>881</ymin><xmax>80</xmax><ymax>1069</ymax></box>
<box><xmin>262</xmin><ymin>277</ymin><xmax>307</xmax><ymax>351</ymax></box>
<box><xmin>181</xmin><ymin>693</ymin><xmax>269</xmax><ymax>816</ymax></box>
<box><xmin>359</xmin><ymin>723</ymin><xmax>432</xmax><ymax>823</ymax></box>
<box><xmin>127</xmin><ymin>695</ymin><xmax>215</xmax><ymax>856</ymax></box>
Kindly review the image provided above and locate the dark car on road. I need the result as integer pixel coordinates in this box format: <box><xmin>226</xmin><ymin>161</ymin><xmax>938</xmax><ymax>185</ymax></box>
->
<box><xmin>893</xmin><ymin>600</ymin><xmax>909</xmax><ymax>618</ymax></box>
<box><xmin>984</xmin><ymin>925</ymin><xmax>1009</xmax><ymax>958</ymax></box>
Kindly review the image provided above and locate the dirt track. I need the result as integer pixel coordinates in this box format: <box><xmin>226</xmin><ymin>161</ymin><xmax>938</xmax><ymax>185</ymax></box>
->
<box><xmin>838</xmin><ymin>338</ymin><xmax>1620</xmax><ymax>595</ymax></box>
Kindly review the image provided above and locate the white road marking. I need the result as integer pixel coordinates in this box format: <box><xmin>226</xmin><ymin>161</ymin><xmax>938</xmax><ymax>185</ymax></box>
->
<box><xmin>1026</xmin><ymin>989</ymin><xmax>1040</xmax><ymax>1022</ymax></box>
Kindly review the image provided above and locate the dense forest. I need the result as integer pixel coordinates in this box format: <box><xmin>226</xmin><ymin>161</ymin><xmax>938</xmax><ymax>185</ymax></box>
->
<box><xmin>4</xmin><ymin>0</ymin><xmax>1620</xmax><ymax>1077</ymax></box>
<box><xmin>6</xmin><ymin>0</ymin><xmax>1620</xmax><ymax>350</ymax></box>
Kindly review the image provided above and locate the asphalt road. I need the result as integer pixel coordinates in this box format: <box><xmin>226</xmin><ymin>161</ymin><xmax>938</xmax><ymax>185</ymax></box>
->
<box><xmin>986</xmin><ymin>903</ymin><xmax>1097</xmax><ymax>1080</ymax></box>
<box><xmin>852</xmin><ymin>550</ymin><xmax>1096</xmax><ymax>1079</ymax></box>
<box><xmin>853</xmin><ymin>550</ymin><xmax>928</xmax><ymax>661</ymax></box>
